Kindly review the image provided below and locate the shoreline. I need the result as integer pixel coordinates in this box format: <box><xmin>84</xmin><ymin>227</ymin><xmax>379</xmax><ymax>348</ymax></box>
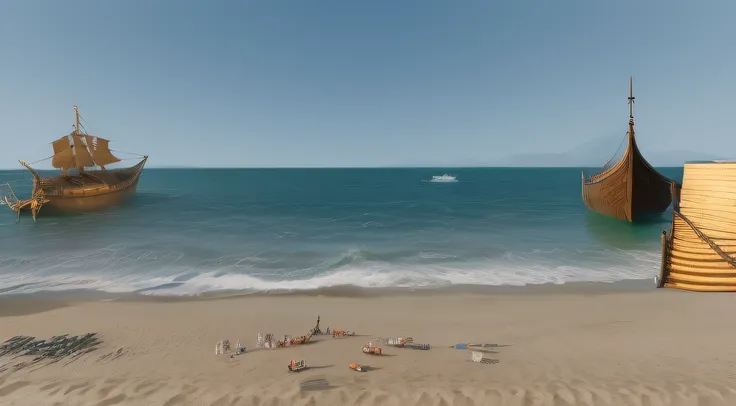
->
<box><xmin>0</xmin><ymin>278</ymin><xmax>658</xmax><ymax>306</ymax></box>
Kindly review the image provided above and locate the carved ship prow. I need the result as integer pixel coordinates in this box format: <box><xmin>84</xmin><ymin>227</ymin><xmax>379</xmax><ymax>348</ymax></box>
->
<box><xmin>581</xmin><ymin>77</ymin><xmax>678</xmax><ymax>222</ymax></box>
<box><xmin>1</xmin><ymin>106</ymin><xmax>148</xmax><ymax>221</ymax></box>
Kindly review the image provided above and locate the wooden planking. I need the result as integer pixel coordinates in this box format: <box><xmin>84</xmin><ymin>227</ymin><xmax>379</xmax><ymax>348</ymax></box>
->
<box><xmin>662</xmin><ymin>162</ymin><xmax>736</xmax><ymax>292</ymax></box>
<box><xmin>583</xmin><ymin>152</ymin><xmax>631</xmax><ymax>221</ymax></box>
<box><xmin>666</xmin><ymin>272</ymin><xmax>736</xmax><ymax>284</ymax></box>
<box><xmin>663</xmin><ymin>281</ymin><xmax>736</xmax><ymax>292</ymax></box>
<box><xmin>582</xmin><ymin>134</ymin><xmax>673</xmax><ymax>222</ymax></box>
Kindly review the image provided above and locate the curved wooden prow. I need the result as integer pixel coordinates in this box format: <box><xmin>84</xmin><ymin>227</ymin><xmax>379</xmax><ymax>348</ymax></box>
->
<box><xmin>18</xmin><ymin>160</ymin><xmax>41</xmax><ymax>181</ymax></box>
<box><xmin>17</xmin><ymin>160</ymin><xmax>49</xmax><ymax>222</ymax></box>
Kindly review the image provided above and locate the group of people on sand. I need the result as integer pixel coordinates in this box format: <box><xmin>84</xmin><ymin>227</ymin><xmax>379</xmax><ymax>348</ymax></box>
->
<box><xmin>277</xmin><ymin>334</ymin><xmax>310</xmax><ymax>347</ymax></box>
<box><xmin>331</xmin><ymin>329</ymin><xmax>354</xmax><ymax>338</ymax></box>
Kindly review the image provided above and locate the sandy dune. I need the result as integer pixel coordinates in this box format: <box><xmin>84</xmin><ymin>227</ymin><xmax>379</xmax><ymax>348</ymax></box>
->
<box><xmin>1</xmin><ymin>287</ymin><xmax>736</xmax><ymax>405</ymax></box>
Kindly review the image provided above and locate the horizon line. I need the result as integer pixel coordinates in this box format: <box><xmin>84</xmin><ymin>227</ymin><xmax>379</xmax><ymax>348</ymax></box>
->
<box><xmin>0</xmin><ymin>164</ymin><xmax>692</xmax><ymax>171</ymax></box>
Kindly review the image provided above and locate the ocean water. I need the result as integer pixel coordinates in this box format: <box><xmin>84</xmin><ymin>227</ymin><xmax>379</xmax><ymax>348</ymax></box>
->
<box><xmin>0</xmin><ymin>167</ymin><xmax>682</xmax><ymax>296</ymax></box>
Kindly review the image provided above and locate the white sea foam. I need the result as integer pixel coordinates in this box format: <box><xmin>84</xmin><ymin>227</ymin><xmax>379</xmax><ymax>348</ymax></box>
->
<box><xmin>0</xmin><ymin>249</ymin><xmax>662</xmax><ymax>296</ymax></box>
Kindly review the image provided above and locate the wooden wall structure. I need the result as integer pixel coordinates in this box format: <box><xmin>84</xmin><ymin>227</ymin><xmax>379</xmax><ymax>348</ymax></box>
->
<box><xmin>658</xmin><ymin>161</ymin><xmax>736</xmax><ymax>291</ymax></box>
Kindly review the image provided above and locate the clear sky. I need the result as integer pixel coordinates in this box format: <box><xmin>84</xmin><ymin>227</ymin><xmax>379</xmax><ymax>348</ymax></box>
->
<box><xmin>1</xmin><ymin>0</ymin><xmax>734</xmax><ymax>168</ymax></box>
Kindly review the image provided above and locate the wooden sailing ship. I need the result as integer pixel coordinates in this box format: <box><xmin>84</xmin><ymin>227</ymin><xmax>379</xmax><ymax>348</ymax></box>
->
<box><xmin>581</xmin><ymin>77</ymin><xmax>677</xmax><ymax>222</ymax></box>
<box><xmin>657</xmin><ymin>162</ymin><xmax>736</xmax><ymax>292</ymax></box>
<box><xmin>1</xmin><ymin>106</ymin><xmax>147</xmax><ymax>221</ymax></box>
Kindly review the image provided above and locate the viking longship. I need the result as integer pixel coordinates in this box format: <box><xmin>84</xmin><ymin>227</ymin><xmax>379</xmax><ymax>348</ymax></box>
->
<box><xmin>657</xmin><ymin>161</ymin><xmax>736</xmax><ymax>292</ymax></box>
<box><xmin>581</xmin><ymin>77</ymin><xmax>677</xmax><ymax>222</ymax></box>
<box><xmin>1</xmin><ymin>106</ymin><xmax>147</xmax><ymax>221</ymax></box>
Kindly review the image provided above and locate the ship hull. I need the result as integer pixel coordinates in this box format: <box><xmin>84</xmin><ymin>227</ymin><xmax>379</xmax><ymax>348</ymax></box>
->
<box><xmin>12</xmin><ymin>157</ymin><xmax>147</xmax><ymax>218</ymax></box>
<box><xmin>582</xmin><ymin>137</ymin><xmax>673</xmax><ymax>222</ymax></box>
<box><xmin>21</xmin><ymin>177</ymin><xmax>142</xmax><ymax>215</ymax></box>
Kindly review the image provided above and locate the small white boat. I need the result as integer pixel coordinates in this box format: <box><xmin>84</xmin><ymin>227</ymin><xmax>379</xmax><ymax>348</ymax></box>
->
<box><xmin>430</xmin><ymin>174</ymin><xmax>457</xmax><ymax>182</ymax></box>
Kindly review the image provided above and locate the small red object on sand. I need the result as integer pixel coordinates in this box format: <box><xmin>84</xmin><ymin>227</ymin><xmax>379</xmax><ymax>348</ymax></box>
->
<box><xmin>288</xmin><ymin>359</ymin><xmax>307</xmax><ymax>372</ymax></box>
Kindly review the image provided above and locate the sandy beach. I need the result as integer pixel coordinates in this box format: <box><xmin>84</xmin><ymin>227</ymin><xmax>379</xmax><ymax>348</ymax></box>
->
<box><xmin>1</xmin><ymin>284</ymin><xmax>736</xmax><ymax>406</ymax></box>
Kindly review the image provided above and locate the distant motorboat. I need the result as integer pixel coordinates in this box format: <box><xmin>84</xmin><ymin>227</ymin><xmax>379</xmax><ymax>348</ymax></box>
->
<box><xmin>430</xmin><ymin>174</ymin><xmax>457</xmax><ymax>183</ymax></box>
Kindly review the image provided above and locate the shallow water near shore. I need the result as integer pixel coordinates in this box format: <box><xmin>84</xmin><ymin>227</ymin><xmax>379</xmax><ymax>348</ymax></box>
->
<box><xmin>0</xmin><ymin>167</ymin><xmax>682</xmax><ymax>297</ymax></box>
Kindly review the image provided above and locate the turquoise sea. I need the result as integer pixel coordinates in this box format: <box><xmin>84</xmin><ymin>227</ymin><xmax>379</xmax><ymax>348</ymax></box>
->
<box><xmin>0</xmin><ymin>167</ymin><xmax>682</xmax><ymax>296</ymax></box>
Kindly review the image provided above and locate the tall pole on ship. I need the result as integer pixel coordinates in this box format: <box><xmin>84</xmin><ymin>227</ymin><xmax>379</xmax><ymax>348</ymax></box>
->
<box><xmin>628</xmin><ymin>76</ymin><xmax>635</xmax><ymax>138</ymax></box>
<box><xmin>628</xmin><ymin>76</ymin><xmax>635</xmax><ymax>121</ymax></box>
<box><xmin>74</xmin><ymin>105</ymin><xmax>80</xmax><ymax>135</ymax></box>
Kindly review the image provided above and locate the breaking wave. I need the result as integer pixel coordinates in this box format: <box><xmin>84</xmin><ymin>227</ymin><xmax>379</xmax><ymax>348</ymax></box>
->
<box><xmin>0</xmin><ymin>247</ymin><xmax>661</xmax><ymax>297</ymax></box>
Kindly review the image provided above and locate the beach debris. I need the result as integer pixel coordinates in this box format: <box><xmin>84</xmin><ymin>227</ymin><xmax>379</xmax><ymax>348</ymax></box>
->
<box><xmin>277</xmin><ymin>334</ymin><xmax>311</xmax><ymax>348</ymax></box>
<box><xmin>309</xmin><ymin>315</ymin><xmax>324</xmax><ymax>335</ymax></box>
<box><xmin>378</xmin><ymin>337</ymin><xmax>427</xmax><ymax>349</ymax></box>
<box><xmin>215</xmin><ymin>340</ymin><xmax>232</xmax><ymax>355</ymax></box>
<box><xmin>97</xmin><ymin>347</ymin><xmax>127</xmax><ymax>363</ymax></box>
<box><xmin>216</xmin><ymin>340</ymin><xmax>244</xmax><ymax>357</ymax></box>
<box><xmin>453</xmin><ymin>343</ymin><xmax>499</xmax><ymax>350</ymax></box>
<box><xmin>288</xmin><ymin>359</ymin><xmax>308</xmax><ymax>372</ymax></box>
<box><xmin>332</xmin><ymin>330</ymin><xmax>355</xmax><ymax>338</ymax></box>
<box><xmin>349</xmin><ymin>363</ymin><xmax>367</xmax><ymax>372</ymax></box>
<box><xmin>361</xmin><ymin>344</ymin><xmax>383</xmax><ymax>355</ymax></box>
<box><xmin>0</xmin><ymin>333</ymin><xmax>102</xmax><ymax>373</ymax></box>
<box><xmin>263</xmin><ymin>334</ymin><xmax>276</xmax><ymax>349</ymax></box>
<box><xmin>386</xmin><ymin>337</ymin><xmax>406</xmax><ymax>347</ymax></box>
<box><xmin>471</xmin><ymin>351</ymin><xmax>500</xmax><ymax>365</ymax></box>
<box><xmin>259</xmin><ymin>320</ymin><xmax>317</xmax><ymax>350</ymax></box>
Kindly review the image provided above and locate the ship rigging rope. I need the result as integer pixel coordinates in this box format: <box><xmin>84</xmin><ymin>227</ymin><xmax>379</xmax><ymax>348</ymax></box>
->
<box><xmin>18</xmin><ymin>149</ymin><xmax>144</xmax><ymax>165</ymax></box>
<box><xmin>77</xmin><ymin>112</ymin><xmax>146</xmax><ymax>157</ymax></box>
<box><xmin>602</xmin><ymin>132</ymin><xmax>627</xmax><ymax>169</ymax></box>
<box><xmin>29</xmin><ymin>156</ymin><xmax>53</xmax><ymax>165</ymax></box>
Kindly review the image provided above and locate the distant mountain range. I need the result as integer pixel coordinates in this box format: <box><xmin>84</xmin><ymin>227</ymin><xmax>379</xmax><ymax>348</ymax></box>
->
<box><xmin>493</xmin><ymin>135</ymin><xmax>728</xmax><ymax>167</ymax></box>
<box><xmin>404</xmin><ymin>135</ymin><xmax>727</xmax><ymax>168</ymax></box>
<box><xmin>493</xmin><ymin>149</ymin><xmax>728</xmax><ymax>168</ymax></box>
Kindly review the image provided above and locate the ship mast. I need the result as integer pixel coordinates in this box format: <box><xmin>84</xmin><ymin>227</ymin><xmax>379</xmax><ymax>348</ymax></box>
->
<box><xmin>74</xmin><ymin>105</ymin><xmax>80</xmax><ymax>136</ymax></box>
<box><xmin>71</xmin><ymin>105</ymin><xmax>96</xmax><ymax>173</ymax></box>
<box><xmin>73</xmin><ymin>105</ymin><xmax>83</xmax><ymax>173</ymax></box>
<box><xmin>628</xmin><ymin>76</ymin><xmax>635</xmax><ymax>138</ymax></box>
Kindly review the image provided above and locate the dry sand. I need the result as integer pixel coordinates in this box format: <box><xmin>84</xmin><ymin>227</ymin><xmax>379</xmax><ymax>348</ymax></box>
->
<box><xmin>1</xmin><ymin>286</ymin><xmax>736</xmax><ymax>405</ymax></box>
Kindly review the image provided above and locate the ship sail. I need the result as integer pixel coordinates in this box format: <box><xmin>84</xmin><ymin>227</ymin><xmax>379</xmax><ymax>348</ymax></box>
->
<box><xmin>49</xmin><ymin>107</ymin><xmax>122</xmax><ymax>172</ymax></box>
<box><xmin>72</xmin><ymin>133</ymin><xmax>95</xmax><ymax>169</ymax></box>
<box><xmin>85</xmin><ymin>135</ymin><xmax>121</xmax><ymax>167</ymax></box>
<box><xmin>51</xmin><ymin>135</ymin><xmax>76</xmax><ymax>171</ymax></box>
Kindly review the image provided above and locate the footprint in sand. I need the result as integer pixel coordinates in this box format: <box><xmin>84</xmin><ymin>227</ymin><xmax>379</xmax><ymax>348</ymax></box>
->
<box><xmin>63</xmin><ymin>382</ymin><xmax>91</xmax><ymax>395</ymax></box>
<box><xmin>95</xmin><ymin>393</ymin><xmax>127</xmax><ymax>406</ymax></box>
<box><xmin>133</xmin><ymin>380</ymin><xmax>158</xmax><ymax>394</ymax></box>
<box><xmin>40</xmin><ymin>382</ymin><xmax>61</xmax><ymax>392</ymax></box>
<box><xmin>0</xmin><ymin>381</ymin><xmax>31</xmax><ymax>397</ymax></box>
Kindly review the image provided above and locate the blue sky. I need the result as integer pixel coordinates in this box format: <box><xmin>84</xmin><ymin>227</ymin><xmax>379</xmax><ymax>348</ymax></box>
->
<box><xmin>1</xmin><ymin>0</ymin><xmax>734</xmax><ymax>168</ymax></box>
